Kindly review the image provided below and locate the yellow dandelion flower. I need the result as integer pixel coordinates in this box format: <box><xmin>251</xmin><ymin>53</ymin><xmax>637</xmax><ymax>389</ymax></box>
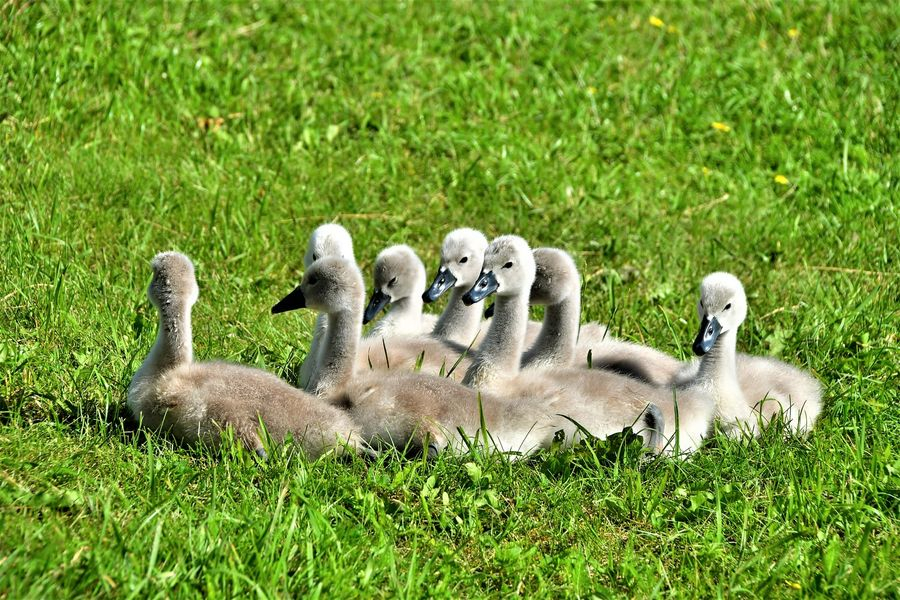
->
<box><xmin>586</xmin><ymin>86</ymin><xmax>597</xmax><ymax>96</ymax></box>
<box><xmin>711</xmin><ymin>122</ymin><xmax>731</xmax><ymax>132</ymax></box>
<box><xmin>649</xmin><ymin>16</ymin><xmax>664</xmax><ymax>28</ymax></box>
<box><xmin>788</xmin><ymin>28</ymin><xmax>799</xmax><ymax>38</ymax></box>
<box><xmin>702</xmin><ymin>166</ymin><xmax>711</xmax><ymax>176</ymax></box>
<box><xmin>774</xmin><ymin>174</ymin><xmax>790</xmax><ymax>185</ymax></box>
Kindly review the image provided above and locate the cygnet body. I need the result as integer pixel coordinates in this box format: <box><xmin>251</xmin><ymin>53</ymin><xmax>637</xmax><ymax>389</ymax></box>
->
<box><xmin>550</xmin><ymin>261</ymin><xmax>822</xmax><ymax>434</ymax></box>
<box><xmin>520</xmin><ymin>248</ymin><xmax>584</xmax><ymax>370</ymax></box>
<box><xmin>520</xmin><ymin>248</ymin><xmax>679</xmax><ymax>386</ymax></box>
<box><xmin>461</xmin><ymin>236</ymin><xmax>700</xmax><ymax>452</ymax></box>
<box><xmin>423</xmin><ymin>228</ymin><xmax>491</xmax><ymax>347</ymax></box>
<box><xmin>676</xmin><ymin>273</ymin><xmax>822</xmax><ymax>436</ymax></box>
<box><xmin>298</xmin><ymin>223</ymin><xmax>356</xmax><ymax>389</ymax></box>
<box><xmin>364</xmin><ymin>244</ymin><xmax>437</xmax><ymax>338</ymax></box>
<box><xmin>127</xmin><ymin>252</ymin><xmax>364</xmax><ymax>458</ymax></box>
<box><xmin>272</xmin><ymin>257</ymin><xmax>556</xmax><ymax>457</ymax></box>
<box><xmin>289</xmin><ymin>226</ymin><xmax>466</xmax><ymax>381</ymax></box>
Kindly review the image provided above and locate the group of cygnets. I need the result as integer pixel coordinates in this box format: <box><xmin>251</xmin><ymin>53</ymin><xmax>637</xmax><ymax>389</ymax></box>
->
<box><xmin>127</xmin><ymin>224</ymin><xmax>823</xmax><ymax>461</ymax></box>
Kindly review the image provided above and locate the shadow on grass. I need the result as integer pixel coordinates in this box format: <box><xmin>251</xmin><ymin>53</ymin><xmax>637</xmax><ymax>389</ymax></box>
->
<box><xmin>538</xmin><ymin>426</ymin><xmax>653</xmax><ymax>479</ymax></box>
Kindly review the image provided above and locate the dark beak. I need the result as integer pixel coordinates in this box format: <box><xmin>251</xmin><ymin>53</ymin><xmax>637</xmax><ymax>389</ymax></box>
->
<box><xmin>692</xmin><ymin>315</ymin><xmax>721</xmax><ymax>356</ymax></box>
<box><xmin>462</xmin><ymin>270</ymin><xmax>498</xmax><ymax>305</ymax></box>
<box><xmin>423</xmin><ymin>266</ymin><xmax>456</xmax><ymax>303</ymax></box>
<box><xmin>271</xmin><ymin>285</ymin><xmax>306</xmax><ymax>314</ymax></box>
<box><xmin>363</xmin><ymin>289</ymin><xmax>391</xmax><ymax>324</ymax></box>
<box><xmin>484</xmin><ymin>302</ymin><xmax>495</xmax><ymax>318</ymax></box>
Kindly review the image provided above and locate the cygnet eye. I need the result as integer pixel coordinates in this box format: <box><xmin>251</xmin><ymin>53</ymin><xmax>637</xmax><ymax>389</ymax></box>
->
<box><xmin>459</xmin><ymin>256</ymin><xmax>468</xmax><ymax>264</ymax></box>
<box><xmin>502</xmin><ymin>261</ymin><xmax>513</xmax><ymax>269</ymax></box>
<box><xmin>312</xmin><ymin>253</ymin><xmax>318</xmax><ymax>261</ymax></box>
<box><xmin>388</xmin><ymin>277</ymin><xmax>397</xmax><ymax>287</ymax></box>
<box><xmin>724</xmin><ymin>303</ymin><xmax>732</xmax><ymax>310</ymax></box>
<box><xmin>308</xmin><ymin>275</ymin><xmax>319</xmax><ymax>286</ymax></box>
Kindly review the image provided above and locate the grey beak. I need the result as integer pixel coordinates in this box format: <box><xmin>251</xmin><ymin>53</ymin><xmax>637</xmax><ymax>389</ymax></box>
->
<box><xmin>272</xmin><ymin>286</ymin><xmax>306</xmax><ymax>314</ymax></box>
<box><xmin>462</xmin><ymin>270</ymin><xmax>498</xmax><ymax>305</ymax></box>
<box><xmin>363</xmin><ymin>289</ymin><xmax>391</xmax><ymax>324</ymax></box>
<box><xmin>692</xmin><ymin>315</ymin><xmax>721</xmax><ymax>355</ymax></box>
<box><xmin>423</xmin><ymin>266</ymin><xmax>456</xmax><ymax>303</ymax></box>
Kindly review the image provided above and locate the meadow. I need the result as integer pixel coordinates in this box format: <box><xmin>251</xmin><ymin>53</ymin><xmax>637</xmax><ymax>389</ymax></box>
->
<box><xmin>1</xmin><ymin>0</ymin><xmax>898</xmax><ymax>596</ymax></box>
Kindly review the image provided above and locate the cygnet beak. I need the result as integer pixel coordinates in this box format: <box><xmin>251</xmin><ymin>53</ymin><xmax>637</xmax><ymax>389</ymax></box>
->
<box><xmin>363</xmin><ymin>289</ymin><xmax>391</xmax><ymax>324</ymax></box>
<box><xmin>462</xmin><ymin>270</ymin><xmax>498</xmax><ymax>305</ymax></box>
<box><xmin>271</xmin><ymin>286</ymin><xmax>307</xmax><ymax>314</ymax></box>
<box><xmin>692</xmin><ymin>315</ymin><xmax>721</xmax><ymax>356</ymax></box>
<box><xmin>423</xmin><ymin>266</ymin><xmax>456</xmax><ymax>303</ymax></box>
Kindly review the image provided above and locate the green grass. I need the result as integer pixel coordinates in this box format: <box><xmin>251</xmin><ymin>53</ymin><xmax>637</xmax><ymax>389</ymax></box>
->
<box><xmin>1</xmin><ymin>0</ymin><xmax>898</xmax><ymax>596</ymax></box>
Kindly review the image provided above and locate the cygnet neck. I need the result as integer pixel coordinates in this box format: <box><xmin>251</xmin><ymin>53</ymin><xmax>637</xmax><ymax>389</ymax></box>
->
<box><xmin>432</xmin><ymin>285</ymin><xmax>482</xmax><ymax>345</ymax></box>
<box><xmin>299</xmin><ymin>313</ymin><xmax>328</xmax><ymax>388</ymax></box>
<box><xmin>691</xmin><ymin>327</ymin><xmax>746</xmax><ymax>416</ymax></box>
<box><xmin>309</xmin><ymin>300</ymin><xmax>362</xmax><ymax>396</ymax></box>
<box><xmin>522</xmin><ymin>290</ymin><xmax>580</xmax><ymax>369</ymax></box>
<box><xmin>147</xmin><ymin>298</ymin><xmax>193</xmax><ymax>373</ymax></box>
<box><xmin>462</xmin><ymin>292</ymin><xmax>529</xmax><ymax>387</ymax></box>
<box><xmin>383</xmin><ymin>293</ymin><xmax>425</xmax><ymax>333</ymax></box>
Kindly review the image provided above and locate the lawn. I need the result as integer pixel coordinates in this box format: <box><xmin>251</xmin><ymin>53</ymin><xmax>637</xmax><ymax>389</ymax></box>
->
<box><xmin>1</xmin><ymin>0</ymin><xmax>898</xmax><ymax>596</ymax></box>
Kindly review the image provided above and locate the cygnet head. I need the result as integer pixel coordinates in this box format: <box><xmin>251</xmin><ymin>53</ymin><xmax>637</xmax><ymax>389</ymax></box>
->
<box><xmin>364</xmin><ymin>245</ymin><xmax>427</xmax><ymax>324</ymax></box>
<box><xmin>422</xmin><ymin>228</ymin><xmax>488</xmax><ymax>303</ymax></box>
<box><xmin>272</xmin><ymin>257</ymin><xmax>364</xmax><ymax>316</ymax></box>
<box><xmin>304</xmin><ymin>223</ymin><xmax>355</xmax><ymax>268</ymax></box>
<box><xmin>693</xmin><ymin>272</ymin><xmax>747</xmax><ymax>356</ymax></box>
<box><xmin>463</xmin><ymin>235</ymin><xmax>536</xmax><ymax>305</ymax></box>
<box><xmin>530</xmin><ymin>248</ymin><xmax>580</xmax><ymax>306</ymax></box>
<box><xmin>148</xmin><ymin>251</ymin><xmax>198</xmax><ymax>310</ymax></box>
